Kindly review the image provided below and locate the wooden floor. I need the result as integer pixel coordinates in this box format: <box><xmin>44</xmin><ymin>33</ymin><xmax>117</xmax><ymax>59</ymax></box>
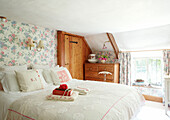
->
<box><xmin>135</xmin><ymin>101</ymin><xmax>170</xmax><ymax>120</ymax></box>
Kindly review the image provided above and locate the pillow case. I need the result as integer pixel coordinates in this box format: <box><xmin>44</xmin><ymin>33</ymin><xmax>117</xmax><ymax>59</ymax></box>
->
<box><xmin>31</xmin><ymin>64</ymin><xmax>50</xmax><ymax>69</ymax></box>
<box><xmin>0</xmin><ymin>72</ymin><xmax>4</xmax><ymax>80</ymax></box>
<box><xmin>51</xmin><ymin>67</ymin><xmax>72</xmax><ymax>85</ymax></box>
<box><xmin>35</xmin><ymin>69</ymin><xmax>48</xmax><ymax>87</ymax></box>
<box><xmin>0</xmin><ymin>65</ymin><xmax>27</xmax><ymax>80</ymax></box>
<box><xmin>0</xmin><ymin>65</ymin><xmax>27</xmax><ymax>71</ymax></box>
<box><xmin>16</xmin><ymin>70</ymin><xmax>44</xmax><ymax>92</ymax></box>
<box><xmin>32</xmin><ymin>64</ymin><xmax>59</xmax><ymax>85</ymax></box>
<box><xmin>43</xmin><ymin>69</ymin><xmax>54</xmax><ymax>84</ymax></box>
<box><xmin>1</xmin><ymin>71</ymin><xmax>20</xmax><ymax>92</ymax></box>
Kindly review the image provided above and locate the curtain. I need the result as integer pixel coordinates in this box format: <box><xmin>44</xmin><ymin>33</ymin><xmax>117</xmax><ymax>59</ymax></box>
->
<box><xmin>119</xmin><ymin>52</ymin><xmax>131</xmax><ymax>85</ymax></box>
<box><xmin>162</xmin><ymin>50</ymin><xmax>170</xmax><ymax>104</ymax></box>
<box><xmin>163</xmin><ymin>50</ymin><xmax>170</xmax><ymax>75</ymax></box>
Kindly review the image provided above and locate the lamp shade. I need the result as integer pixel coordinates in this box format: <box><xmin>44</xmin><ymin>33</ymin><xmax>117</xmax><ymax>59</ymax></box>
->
<box><xmin>38</xmin><ymin>40</ymin><xmax>44</xmax><ymax>49</ymax></box>
<box><xmin>27</xmin><ymin>38</ymin><xmax>34</xmax><ymax>47</ymax></box>
<box><xmin>0</xmin><ymin>16</ymin><xmax>7</xmax><ymax>22</ymax></box>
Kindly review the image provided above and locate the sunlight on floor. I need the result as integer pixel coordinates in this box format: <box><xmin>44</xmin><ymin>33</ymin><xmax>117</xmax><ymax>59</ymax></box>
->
<box><xmin>135</xmin><ymin>101</ymin><xmax>170</xmax><ymax>120</ymax></box>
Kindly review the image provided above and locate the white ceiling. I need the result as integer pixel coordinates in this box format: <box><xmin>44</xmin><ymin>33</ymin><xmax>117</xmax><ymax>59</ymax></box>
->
<box><xmin>85</xmin><ymin>25</ymin><xmax>170</xmax><ymax>52</ymax></box>
<box><xmin>0</xmin><ymin>0</ymin><xmax>170</xmax><ymax>51</ymax></box>
<box><xmin>0</xmin><ymin>0</ymin><xmax>170</xmax><ymax>35</ymax></box>
<box><xmin>114</xmin><ymin>24</ymin><xmax>170</xmax><ymax>51</ymax></box>
<box><xmin>85</xmin><ymin>33</ymin><xmax>113</xmax><ymax>52</ymax></box>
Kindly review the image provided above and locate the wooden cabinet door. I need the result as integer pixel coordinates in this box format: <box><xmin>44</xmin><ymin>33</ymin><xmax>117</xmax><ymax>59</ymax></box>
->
<box><xmin>57</xmin><ymin>31</ymin><xmax>92</xmax><ymax>80</ymax></box>
<box><xmin>64</xmin><ymin>35</ymin><xmax>83</xmax><ymax>80</ymax></box>
<box><xmin>64</xmin><ymin>35</ymin><xmax>70</xmax><ymax>71</ymax></box>
<box><xmin>70</xmin><ymin>36</ymin><xmax>83</xmax><ymax>79</ymax></box>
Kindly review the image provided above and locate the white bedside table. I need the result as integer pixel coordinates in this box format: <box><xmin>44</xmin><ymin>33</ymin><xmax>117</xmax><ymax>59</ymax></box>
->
<box><xmin>164</xmin><ymin>76</ymin><xmax>170</xmax><ymax>115</ymax></box>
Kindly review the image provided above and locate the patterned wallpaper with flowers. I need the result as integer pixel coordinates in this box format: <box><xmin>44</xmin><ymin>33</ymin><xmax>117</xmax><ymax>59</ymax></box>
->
<box><xmin>94</xmin><ymin>51</ymin><xmax>119</xmax><ymax>63</ymax></box>
<box><xmin>0</xmin><ymin>19</ymin><xmax>57</xmax><ymax>67</ymax></box>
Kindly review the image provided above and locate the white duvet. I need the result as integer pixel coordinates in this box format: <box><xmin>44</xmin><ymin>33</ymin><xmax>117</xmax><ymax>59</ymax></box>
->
<box><xmin>0</xmin><ymin>79</ymin><xmax>145</xmax><ymax>120</ymax></box>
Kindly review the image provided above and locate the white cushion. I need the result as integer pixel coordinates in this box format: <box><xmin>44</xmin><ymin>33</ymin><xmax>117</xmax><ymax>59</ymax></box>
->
<box><xmin>0</xmin><ymin>72</ymin><xmax>4</xmax><ymax>80</ymax></box>
<box><xmin>31</xmin><ymin>64</ymin><xmax>50</xmax><ymax>69</ymax></box>
<box><xmin>16</xmin><ymin>70</ymin><xmax>44</xmax><ymax>92</ymax></box>
<box><xmin>0</xmin><ymin>65</ymin><xmax>27</xmax><ymax>81</ymax></box>
<box><xmin>51</xmin><ymin>67</ymin><xmax>72</xmax><ymax>85</ymax></box>
<box><xmin>35</xmin><ymin>69</ymin><xmax>48</xmax><ymax>87</ymax></box>
<box><xmin>1</xmin><ymin>71</ymin><xmax>20</xmax><ymax>92</ymax></box>
<box><xmin>32</xmin><ymin>64</ymin><xmax>59</xmax><ymax>70</ymax></box>
<box><xmin>43</xmin><ymin>69</ymin><xmax>54</xmax><ymax>84</ymax></box>
<box><xmin>0</xmin><ymin>65</ymin><xmax>27</xmax><ymax>71</ymax></box>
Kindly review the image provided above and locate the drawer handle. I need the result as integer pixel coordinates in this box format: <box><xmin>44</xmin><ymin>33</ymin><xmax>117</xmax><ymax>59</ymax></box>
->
<box><xmin>88</xmin><ymin>68</ymin><xmax>92</xmax><ymax>70</ymax></box>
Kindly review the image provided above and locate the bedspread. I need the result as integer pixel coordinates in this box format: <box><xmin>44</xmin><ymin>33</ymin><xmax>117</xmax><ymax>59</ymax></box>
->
<box><xmin>6</xmin><ymin>80</ymin><xmax>145</xmax><ymax>120</ymax></box>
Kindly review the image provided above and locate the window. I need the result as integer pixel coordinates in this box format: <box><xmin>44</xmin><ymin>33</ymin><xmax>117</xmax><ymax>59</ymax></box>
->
<box><xmin>131</xmin><ymin>51</ymin><xmax>163</xmax><ymax>87</ymax></box>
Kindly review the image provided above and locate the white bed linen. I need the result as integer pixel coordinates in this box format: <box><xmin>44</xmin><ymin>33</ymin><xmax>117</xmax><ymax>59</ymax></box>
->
<box><xmin>0</xmin><ymin>84</ymin><xmax>56</xmax><ymax>120</ymax></box>
<box><xmin>0</xmin><ymin>80</ymin><xmax>145</xmax><ymax>120</ymax></box>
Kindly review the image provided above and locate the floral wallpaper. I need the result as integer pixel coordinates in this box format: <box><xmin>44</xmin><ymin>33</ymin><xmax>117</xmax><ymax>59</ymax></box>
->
<box><xmin>0</xmin><ymin>19</ymin><xmax>57</xmax><ymax>67</ymax></box>
<box><xmin>93</xmin><ymin>51</ymin><xmax>119</xmax><ymax>63</ymax></box>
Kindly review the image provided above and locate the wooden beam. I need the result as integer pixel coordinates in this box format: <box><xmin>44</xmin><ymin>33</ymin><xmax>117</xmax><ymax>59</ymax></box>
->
<box><xmin>106</xmin><ymin>33</ymin><xmax>119</xmax><ymax>59</ymax></box>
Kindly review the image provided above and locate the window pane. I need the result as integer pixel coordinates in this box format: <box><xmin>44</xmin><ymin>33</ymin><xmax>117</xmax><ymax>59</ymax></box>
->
<box><xmin>132</xmin><ymin>58</ymin><xmax>162</xmax><ymax>86</ymax></box>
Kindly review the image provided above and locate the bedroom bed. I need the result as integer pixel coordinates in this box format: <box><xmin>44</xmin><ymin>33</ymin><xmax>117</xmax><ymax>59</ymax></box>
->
<box><xmin>0</xmin><ymin>79</ymin><xmax>145</xmax><ymax>120</ymax></box>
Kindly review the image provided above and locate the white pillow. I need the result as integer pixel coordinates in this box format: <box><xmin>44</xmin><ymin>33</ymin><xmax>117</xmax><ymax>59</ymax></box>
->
<box><xmin>0</xmin><ymin>65</ymin><xmax>27</xmax><ymax>80</ymax></box>
<box><xmin>1</xmin><ymin>71</ymin><xmax>20</xmax><ymax>92</ymax></box>
<box><xmin>32</xmin><ymin>64</ymin><xmax>60</xmax><ymax>69</ymax></box>
<box><xmin>51</xmin><ymin>67</ymin><xmax>72</xmax><ymax>85</ymax></box>
<box><xmin>31</xmin><ymin>64</ymin><xmax>50</xmax><ymax>69</ymax></box>
<box><xmin>35</xmin><ymin>69</ymin><xmax>48</xmax><ymax>87</ymax></box>
<box><xmin>0</xmin><ymin>72</ymin><xmax>4</xmax><ymax>80</ymax></box>
<box><xmin>43</xmin><ymin>69</ymin><xmax>53</xmax><ymax>84</ymax></box>
<box><xmin>0</xmin><ymin>65</ymin><xmax>27</xmax><ymax>71</ymax></box>
<box><xmin>16</xmin><ymin>70</ymin><xmax>44</xmax><ymax>92</ymax></box>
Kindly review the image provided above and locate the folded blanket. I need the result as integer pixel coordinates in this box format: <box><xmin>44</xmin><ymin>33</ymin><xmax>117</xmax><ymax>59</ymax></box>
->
<box><xmin>73</xmin><ymin>87</ymin><xmax>89</xmax><ymax>95</ymax></box>
<box><xmin>46</xmin><ymin>91</ymin><xmax>78</xmax><ymax>101</ymax></box>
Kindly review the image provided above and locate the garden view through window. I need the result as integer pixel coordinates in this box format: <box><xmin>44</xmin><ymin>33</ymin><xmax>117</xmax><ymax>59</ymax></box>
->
<box><xmin>131</xmin><ymin>51</ymin><xmax>163</xmax><ymax>87</ymax></box>
<box><xmin>133</xmin><ymin>58</ymin><xmax>163</xmax><ymax>86</ymax></box>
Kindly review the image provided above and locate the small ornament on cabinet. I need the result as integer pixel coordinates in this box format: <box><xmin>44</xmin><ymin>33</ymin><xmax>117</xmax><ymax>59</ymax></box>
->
<box><xmin>88</xmin><ymin>54</ymin><xmax>98</xmax><ymax>63</ymax></box>
<box><xmin>99</xmin><ymin>55</ymin><xmax>108</xmax><ymax>63</ymax></box>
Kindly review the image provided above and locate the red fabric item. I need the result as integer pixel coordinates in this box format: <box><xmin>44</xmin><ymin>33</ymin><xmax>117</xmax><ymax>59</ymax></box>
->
<box><xmin>0</xmin><ymin>83</ymin><xmax>3</xmax><ymax>91</ymax></box>
<box><xmin>59</xmin><ymin>84</ymin><xmax>68</xmax><ymax>90</ymax></box>
<box><xmin>53</xmin><ymin>88</ymin><xmax>72</xmax><ymax>96</ymax></box>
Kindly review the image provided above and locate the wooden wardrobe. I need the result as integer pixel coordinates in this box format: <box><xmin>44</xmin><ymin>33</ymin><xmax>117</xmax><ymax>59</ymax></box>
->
<box><xmin>57</xmin><ymin>31</ymin><xmax>91</xmax><ymax>80</ymax></box>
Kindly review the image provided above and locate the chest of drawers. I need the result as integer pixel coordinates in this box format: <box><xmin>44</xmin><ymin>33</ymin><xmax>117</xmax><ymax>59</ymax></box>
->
<box><xmin>85</xmin><ymin>63</ymin><xmax>120</xmax><ymax>83</ymax></box>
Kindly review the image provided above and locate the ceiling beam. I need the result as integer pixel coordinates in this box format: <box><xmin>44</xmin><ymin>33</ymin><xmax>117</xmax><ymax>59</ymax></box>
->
<box><xmin>106</xmin><ymin>33</ymin><xmax>119</xmax><ymax>59</ymax></box>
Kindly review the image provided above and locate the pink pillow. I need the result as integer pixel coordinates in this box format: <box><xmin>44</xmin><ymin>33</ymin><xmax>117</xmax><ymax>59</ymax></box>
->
<box><xmin>51</xmin><ymin>68</ymin><xmax>72</xmax><ymax>85</ymax></box>
<box><xmin>57</xmin><ymin>70</ymin><xmax>70</xmax><ymax>83</ymax></box>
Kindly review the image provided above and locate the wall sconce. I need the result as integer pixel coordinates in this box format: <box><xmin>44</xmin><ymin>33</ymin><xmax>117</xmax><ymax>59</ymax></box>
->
<box><xmin>0</xmin><ymin>16</ymin><xmax>7</xmax><ymax>22</ymax></box>
<box><xmin>36</xmin><ymin>40</ymin><xmax>44</xmax><ymax>52</ymax></box>
<box><xmin>27</xmin><ymin>38</ymin><xmax>44</xmax><ymax>51</ymax></box>
<box><xmin>27</xmin><ymin>38</ymin><xmax>35</xmax><ymax>50</ymax></box>
<box><xmin>103</xmin><ymin>41</ymin><xmax>110</xmax><ymax>49</ymax></box>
